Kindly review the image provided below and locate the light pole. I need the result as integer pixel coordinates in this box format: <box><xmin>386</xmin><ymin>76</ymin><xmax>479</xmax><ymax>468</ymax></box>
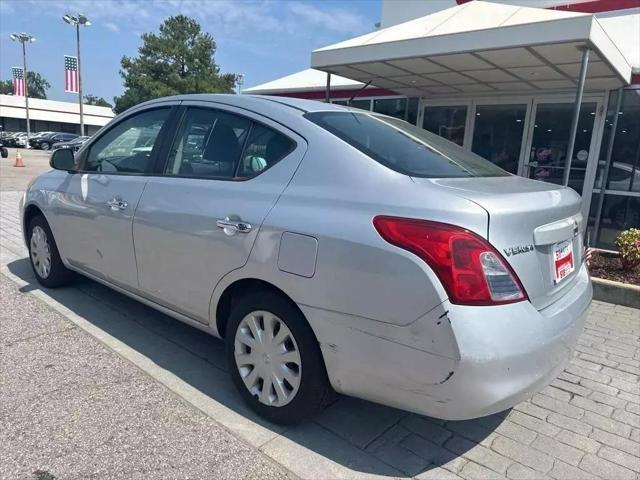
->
<box><xmin>63</xmin><ymin>13</ymin><xmax>91</xmax><ymax>136</ymax></box>
<box><xmin>236</xmin><ymin>74</ymin><xmax>244</xmax><ymax>95</ymax></box>
<box><xmin>10</xmin><ymin>33</ymin><xmax>36</xmax><ymax>146</ymax></box>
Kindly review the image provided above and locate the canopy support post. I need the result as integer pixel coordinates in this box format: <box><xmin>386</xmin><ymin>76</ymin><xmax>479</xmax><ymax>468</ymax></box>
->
<box><xmin>593</xmin><ymin>88</ymin><xmax>623</xmax><ymax>246</ymax></box>
<box><xmin>325</xmin><ymin>73</ymin><xmax>331</xmax><ymax>103</ymax></box>
<box><xmin>563</xmin><ymin>47</ymin><xmax>590</xmax><ymax>187</ymax></box>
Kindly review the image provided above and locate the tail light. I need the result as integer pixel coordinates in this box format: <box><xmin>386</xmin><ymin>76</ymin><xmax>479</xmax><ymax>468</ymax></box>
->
<box><xmin>373</xmin><ymin>216</ymin><xmax>528</xmax><ymax>306</ymax></box>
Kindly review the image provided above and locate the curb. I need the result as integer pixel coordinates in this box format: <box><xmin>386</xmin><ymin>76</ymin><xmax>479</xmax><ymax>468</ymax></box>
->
<box><xmin>592</xmin><ymin>276</ymin><xmax>640</xmax><ymax>309</ymax></box>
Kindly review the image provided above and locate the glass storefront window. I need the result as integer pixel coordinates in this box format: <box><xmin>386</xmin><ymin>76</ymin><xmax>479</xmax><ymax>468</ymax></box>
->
<box><xmin>471</xmin><ymin>104</ymin><xmax>526</xmax><ymax>174</ymax></box>
<box><xmin>422</xmin><ymin>105</ymin><xmax>467</xmax><ymax>146</ymax></box>
<box><xmin>406</xmin><ymin>98</ymin><xmax>419</xmax><ymax>125</ymax></box>
<box><xmin>589</xmin><ymin>88</ymin><xmax>640</xmax><ymax>248</ymax></box>
<box><xmin>595</xmin><ymin>88</ymin><xmax>640</xmax><ymax>194</ymax></box>
<box><xmin>527</xmin><ymin>102</ymin><xmax>597</xmax><ymax>194</ymax></box>
<box><xmin>373</xmin><ymin>98</ymin><xmax>407</xmax><ymax>120</ymax></box>
<box><xmin>590</xmin><ymin>194</ymin><xmax>640</xmax><ymax>249</ymax></box>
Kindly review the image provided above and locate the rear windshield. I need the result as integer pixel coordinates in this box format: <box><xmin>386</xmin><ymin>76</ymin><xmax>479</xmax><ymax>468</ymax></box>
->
<box><xmin>305</xmin><ymin>111</ymin><xmax>508</xmax><ymax>178</ymax></box>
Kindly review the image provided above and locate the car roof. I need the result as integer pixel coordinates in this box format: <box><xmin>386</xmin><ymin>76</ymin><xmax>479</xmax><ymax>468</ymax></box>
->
<box><xmin>135</xmin><ymin>93</ymin><xmax>357</xmax><ymax>114</ymax></box>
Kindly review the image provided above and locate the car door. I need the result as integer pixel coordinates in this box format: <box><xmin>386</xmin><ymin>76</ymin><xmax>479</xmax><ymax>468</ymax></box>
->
<box><xmin>50</xmin><ymin>105</ymin><xmax>176</xmax><ymax>289</ymax></box>
<box><xmin>133</xmin><ymin>103</ymin><xmax>306</xmax><ymax>323</ymax></box>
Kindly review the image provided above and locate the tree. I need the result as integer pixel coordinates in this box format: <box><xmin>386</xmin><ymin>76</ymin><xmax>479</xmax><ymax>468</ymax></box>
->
<box><xmin>113</xmin><ymin>15</ymin><xmax>237</xmax><ymax>113</ymax></box>
<box><xmin>84</xmin><ymin>94</ymin><xmax>113</xmax><ymax>108</ymax></box>
<box><xmin>0</xmin><ymin>71</ymin><xmax>51</xmax><ymax>99</ymax></box>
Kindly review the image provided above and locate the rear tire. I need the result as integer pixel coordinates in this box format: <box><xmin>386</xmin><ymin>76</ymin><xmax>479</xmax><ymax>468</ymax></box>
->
<box><xmin>225</xmin><ymin>289</ymin><xmax>331</xmax><ymax>424</ymax></box>
<box><xmin>27</xmin><ymin>215</ymin><xmax>74</xmax><ymax>288</ymax></box>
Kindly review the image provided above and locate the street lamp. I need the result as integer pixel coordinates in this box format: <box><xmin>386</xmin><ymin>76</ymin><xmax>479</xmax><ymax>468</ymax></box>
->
<box><xmin>10</xmin><ymin>33</ymin><xmax>36</xmax><ymax>146</ymax></box>
<box><xmin>236</xmin><ymin>73</ymin><xmax>245</xmax><ymax>95</ymax></box>
<box><xmin>63</xmin><ymin>13</ymin><xmax>91</xmax><ymax>136</ymax></box>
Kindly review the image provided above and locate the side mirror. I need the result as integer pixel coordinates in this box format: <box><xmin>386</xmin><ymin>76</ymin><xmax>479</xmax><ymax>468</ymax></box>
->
<box><xmin>50</xmin><ymin>147</ymin><xmax>76</xmax><ymax>171</ymax></box>
<box><xmin>0</xmin><ymin>146</ymin><xmax>7</xmax><ymax>159</ymax></box>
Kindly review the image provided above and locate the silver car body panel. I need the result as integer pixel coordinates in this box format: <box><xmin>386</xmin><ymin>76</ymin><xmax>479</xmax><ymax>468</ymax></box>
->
<box><xmin>21</xmin><ymin>94</ymin><xmax>592</xmax><ymax>420</ymax></box>
<box><xmin>133</xmin><ymin>101</ymin><xmax>309</xmax><ymax>323</ymax></box>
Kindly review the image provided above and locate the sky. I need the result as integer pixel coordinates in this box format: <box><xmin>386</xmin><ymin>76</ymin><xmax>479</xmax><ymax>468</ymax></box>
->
<box><xmin>0</xmin><ymin>0</ymin><xmax>380</xmax><ymax>103</ymax></box>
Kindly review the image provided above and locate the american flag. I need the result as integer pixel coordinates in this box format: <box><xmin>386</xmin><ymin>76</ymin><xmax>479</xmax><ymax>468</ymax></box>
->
<box><xmin>12</xmin><ymin>67</ymin><xmax>25</xmax><ymax>96</ymax></box>
<box><xmin>64</xmin><ymin>55</ymin><xmax>79</xmax><ymax>93</ymax></box>
<box><xmin>584</xmin><ymin>246</ymin><xmax>593</xmax><ymax>268</ymax></box>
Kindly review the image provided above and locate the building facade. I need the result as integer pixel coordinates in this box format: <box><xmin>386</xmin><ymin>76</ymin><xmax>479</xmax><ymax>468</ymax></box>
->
<box><xmin>0</xmin><ymin>94</ymin><xmax>114</xmax><ymax>136</ymax></box>
<box><xmin>245</xmin><ymin>0</ymin><xmax>640</xmax><ymax>249</ymax></box>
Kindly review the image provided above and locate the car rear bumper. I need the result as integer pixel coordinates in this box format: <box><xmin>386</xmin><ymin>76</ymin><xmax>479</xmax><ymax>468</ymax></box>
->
<box><xmin>304</xmin><ymin>262</ymin><xmax>591</xmax><ymax>419</ymax></box>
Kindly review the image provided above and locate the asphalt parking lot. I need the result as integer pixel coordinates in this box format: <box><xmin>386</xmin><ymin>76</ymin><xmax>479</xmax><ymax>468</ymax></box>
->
<box><xmin>1</xmin><ymin>155</ymin><xmax>639</xmax><ymax>480</ymax></box>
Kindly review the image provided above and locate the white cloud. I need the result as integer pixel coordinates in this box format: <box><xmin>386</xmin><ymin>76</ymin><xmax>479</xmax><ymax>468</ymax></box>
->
<box><xmin>30</xmin><ymin>0</ymin><xmax>371</xmax><ymax>39</ymax></box>
<box><xmin>287</xmin><ymin>2</ymin><xmax>370</xmax><ymax>35</ymax></box>
<box><xmin>104</xmin><ymin>22</ymin><xmax>120</xmax><ymax>33</ymax></box>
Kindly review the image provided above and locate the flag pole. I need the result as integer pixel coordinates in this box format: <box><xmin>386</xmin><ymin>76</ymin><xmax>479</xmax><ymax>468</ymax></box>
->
<box><xmin>76</xmin><ymin>23</ymin><xmax>84</xmax><ymax>137</ymax></box>
<box><xmin>10</xmin><ymin>33</ymin><xmax>35</xmax><ymax>146</ymax></box>
<box><xmin>63</xmin><ymin>14</ymin><xmax>90</xmax><ymax>136</ymax></box>
<box><xmin>22</xmin><ymin>41</ymin><xmax>31</xmax><ymax>146</ymax></box>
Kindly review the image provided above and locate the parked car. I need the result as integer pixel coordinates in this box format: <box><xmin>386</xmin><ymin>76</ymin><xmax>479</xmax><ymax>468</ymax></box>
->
<box><xmin>20</xmin><ymin>95</ymin><xmax>592</xmax><ymax>424</ymax></box>
<box><xmin>52</xmin><ymin>136</ymin><xmax>90</xmax><ymax>152</ymax></box>
<box><xmin>13</xmin><ymin>132</ymin><xmax>28</xmax><ymax>148</ymax></box>
<box><xmin>29</xmin><ymin>132</ymin><xmax>78</xmax><ymax>151</ymax></box>
<box><xmin>2</xmin><ymin>132</ymin><xmax>25</xmax><ymax>148</ymax></box>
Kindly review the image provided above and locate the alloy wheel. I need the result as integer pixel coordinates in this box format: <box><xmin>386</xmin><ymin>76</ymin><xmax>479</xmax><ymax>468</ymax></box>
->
<box><xmin>30</xmin><ymin>225</ymin><xmax>52</xmax><ymax>278</ymax></box>
<box><xmin>234</xmin><ymin>310</ymin><xmax>302</xmax><ymax>407</ymax></box>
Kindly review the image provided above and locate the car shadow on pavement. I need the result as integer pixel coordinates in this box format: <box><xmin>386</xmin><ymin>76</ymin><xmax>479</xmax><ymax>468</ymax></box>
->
<box><xmin>7</xmin><ymin>257</ymin><xmax>506</xmax><ymax>478</ymax></box>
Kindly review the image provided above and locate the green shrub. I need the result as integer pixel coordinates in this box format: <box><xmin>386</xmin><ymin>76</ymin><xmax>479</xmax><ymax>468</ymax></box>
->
<box><xmin>615</xmin><ymin>228</ymin><xmax>640</xmax><ymax>271</ymax></box>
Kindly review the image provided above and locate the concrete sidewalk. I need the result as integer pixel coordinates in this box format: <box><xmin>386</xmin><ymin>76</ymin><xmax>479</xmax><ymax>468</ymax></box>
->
<box><xmin>2</xmin><ymin>189</ymin><xmax>639</xmax><ymax>480</ymax></box>
<box><xmin>0</xmin><ymin>274</ymin><xmax>293</xmax><ymax>480</ymax></box>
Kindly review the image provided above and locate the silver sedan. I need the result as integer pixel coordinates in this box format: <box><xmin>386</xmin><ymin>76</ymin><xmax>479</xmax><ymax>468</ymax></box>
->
<box><xmin>20</xmin><ymin>94</ymin><xmax>592</xmax><ymax>424</ymax></box>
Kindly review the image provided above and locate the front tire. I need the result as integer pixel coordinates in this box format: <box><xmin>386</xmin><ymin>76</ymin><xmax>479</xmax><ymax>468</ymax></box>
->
<box><xmin>225</xmin><ymin>289</ymin><xmax>331</xmax><ymax>424</ymax></box>
<box><xmin>40</xmin><ymin>142</ymin><xmax>50</xmax><ymax>151</ymax></box>
<box><xmin>27</xmin><ymin>215</ymin><xmax>74</xmax><ymax>288</ymax></box>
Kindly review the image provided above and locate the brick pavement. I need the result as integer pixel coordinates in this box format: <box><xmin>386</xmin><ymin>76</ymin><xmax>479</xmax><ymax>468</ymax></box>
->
<box><xmin>1</xmin><ymin>189</ymin><xmax>639</xmax><ymax>479</ymax></box>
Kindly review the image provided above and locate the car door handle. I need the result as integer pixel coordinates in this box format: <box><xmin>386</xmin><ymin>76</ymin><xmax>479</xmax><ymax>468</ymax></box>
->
<box><xmin>216</xmin><ymin>218</ymin><xmax>252</xmax><ymax>234</ymax></box>
<box><xmin>107</xmin><ymin>197</ymin><xmax>128</xmax><ymax>211</ymax></box>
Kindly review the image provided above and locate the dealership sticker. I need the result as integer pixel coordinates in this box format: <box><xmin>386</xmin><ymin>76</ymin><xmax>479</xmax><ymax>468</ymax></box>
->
<box><xmin>553</xmin><ymin>240</ymin><xmax>574</xmax><ymax>284</ymax></box>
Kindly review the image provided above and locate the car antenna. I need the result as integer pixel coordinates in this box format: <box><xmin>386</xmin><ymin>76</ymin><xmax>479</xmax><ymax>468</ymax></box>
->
<box><xmin>347</xmin><ymin>80</ymin><xmax>372</xmax><ymax>107</ymax></box>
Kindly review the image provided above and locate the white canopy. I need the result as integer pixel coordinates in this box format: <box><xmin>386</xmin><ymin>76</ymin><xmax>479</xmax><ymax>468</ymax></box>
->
<box><xmin>311</xmin><ymin>1</ymin><xmax>633</xmax><ymax>97</ymax></box>
<box><xmin>244</xmin><ymin>69</ymin><xmax>365</xmax><ymax>95</ymax></box>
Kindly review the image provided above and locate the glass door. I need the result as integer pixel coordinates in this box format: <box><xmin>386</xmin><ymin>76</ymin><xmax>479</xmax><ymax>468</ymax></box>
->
<box><xmin>523</xmin><ymin>101</ymin><xmax>601</xmax><ymax>195</ymax></box>
<box><xmin>422</xmin><ymin>105</ymin><xmax>468</xmax><ymax>146</ymax></box>
<box><xmin>471</xmin><ymin>103</ymin><xmax>528</xmax><ymax>174</ymax></box>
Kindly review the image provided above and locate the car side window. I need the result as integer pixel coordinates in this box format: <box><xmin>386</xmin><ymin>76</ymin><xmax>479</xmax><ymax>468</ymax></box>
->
<box><xmin>85</xmin><ymin>108</ymin><xmax>170</xmax><ymax>174</ymax></box>
<box><xmin>165</xmin><ymin>107</ymin><xmax>250</xmax><ymax>179</ymax></box>
<box><xmin>237</xmin><ymin>123</ymin><xmax>295</xmax><ymax>178</ymax></box>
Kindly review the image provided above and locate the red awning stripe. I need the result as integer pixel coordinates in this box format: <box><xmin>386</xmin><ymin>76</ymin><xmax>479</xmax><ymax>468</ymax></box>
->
<box><xmin>456</xmin><ymin>0</ymin><xmax>640</xmax><ymax>13</ymax></box>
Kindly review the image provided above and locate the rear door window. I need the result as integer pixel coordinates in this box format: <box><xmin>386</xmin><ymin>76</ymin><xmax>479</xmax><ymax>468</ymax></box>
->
<box><xmin>237</xmin><ymin>124</ymin><xmax>295</xmax><ymax>178</ymax></box>
<box><xmin>165</xmin><ymin>108</ymin><xmax>250</xmax><ymax>179</ymax></box>
<box><xmin>306</xmin><ymin>111</ymin><xmax>509</xmax><ymax>178</ymax></box>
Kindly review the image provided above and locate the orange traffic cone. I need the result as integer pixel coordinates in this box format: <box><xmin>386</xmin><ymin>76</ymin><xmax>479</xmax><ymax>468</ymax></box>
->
<box><xmin>14</xmin><ymin>150</ymin><xmax>24</xmax><ymax>168</ymax></box>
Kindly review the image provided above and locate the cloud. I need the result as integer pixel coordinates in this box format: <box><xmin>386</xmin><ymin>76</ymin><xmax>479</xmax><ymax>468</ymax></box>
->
<box><xmin>287</xmin><ymin>2</ymin><xmax>370</xmax><ymax>35</ymax></box>
<box><xmin>104</xmin><ymin>22</ymin><xmax>120</xmax><ymax>33</ymax></box>
<box><xmin>29</xmin><ymin>0</ymin><xmax>371</xmax><ymax>39</ymax></box>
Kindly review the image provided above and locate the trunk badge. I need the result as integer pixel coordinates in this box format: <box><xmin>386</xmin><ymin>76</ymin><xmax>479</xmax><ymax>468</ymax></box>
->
<box><xmin>503</xmin><ymin>245</ymin><xmax>534</xmax><ymax>257</ymax></box>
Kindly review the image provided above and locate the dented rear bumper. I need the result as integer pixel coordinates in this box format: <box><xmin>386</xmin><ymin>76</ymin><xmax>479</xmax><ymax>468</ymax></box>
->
<box><xmin>302</xmin><ymin>262</ymin><xmax>591</xmax><ymax>420</ymax></box>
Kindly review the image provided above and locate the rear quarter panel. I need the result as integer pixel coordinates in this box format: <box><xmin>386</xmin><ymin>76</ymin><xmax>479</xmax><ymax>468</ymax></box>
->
<box><xmin>210</xmin><ymin>127</ymin><xmax>489</xmax><ymax>329</ymax></box>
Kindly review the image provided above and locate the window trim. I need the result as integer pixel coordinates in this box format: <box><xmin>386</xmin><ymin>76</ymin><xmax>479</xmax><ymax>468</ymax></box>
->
<box><xmin>77</xmin><ymin>105</ymin><xmax>177</xmax><ymax>176</ymax></box>
<box><xmin>156</xmin><ymin>105</ymin><xmax>298</xmax><ymax>182</ymax></box>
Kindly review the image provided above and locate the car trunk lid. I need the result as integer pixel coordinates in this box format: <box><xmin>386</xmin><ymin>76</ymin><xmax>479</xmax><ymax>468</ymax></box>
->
<box><xmin>413</xmin><ymin>175</ymin><xmax>585</xmax><ymax>310</ymax></box>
